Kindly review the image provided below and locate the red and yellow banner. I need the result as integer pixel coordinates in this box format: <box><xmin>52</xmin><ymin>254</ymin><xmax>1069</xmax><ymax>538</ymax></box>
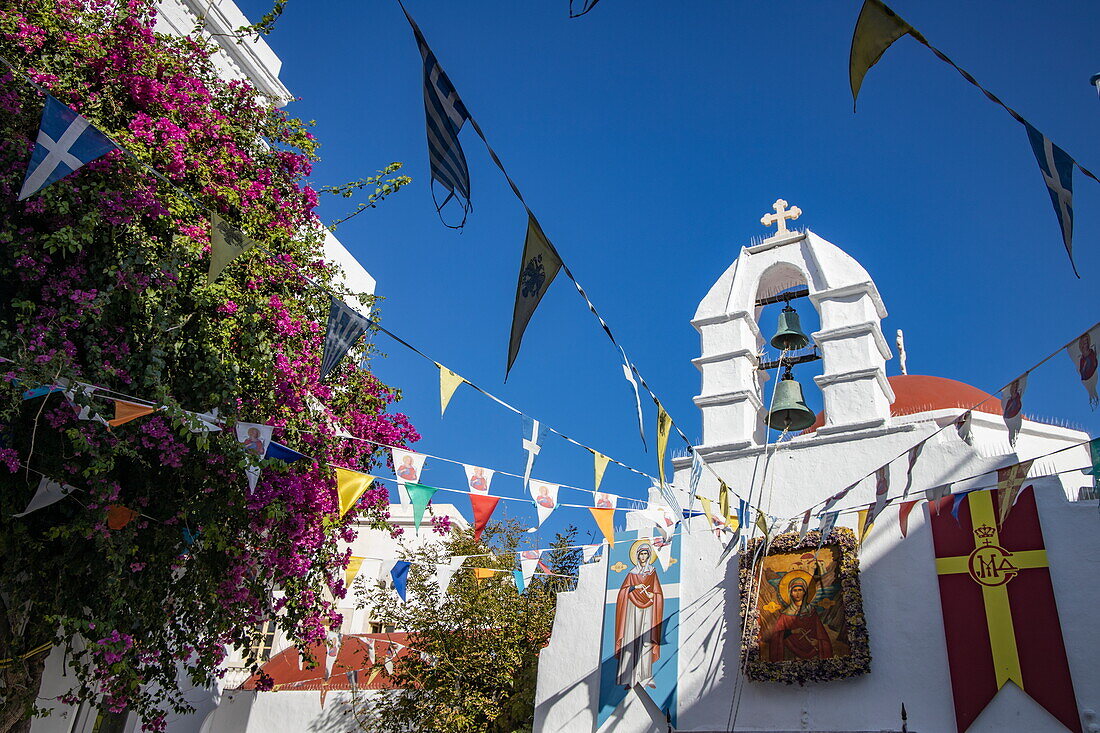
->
<box><xmin>929</xmin><ymin>486</ymin><xmax>1080</xmax><ymax>732</ymax></box>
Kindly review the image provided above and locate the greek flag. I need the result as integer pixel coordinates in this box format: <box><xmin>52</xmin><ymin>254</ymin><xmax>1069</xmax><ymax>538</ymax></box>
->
<box><xmin>402</xmin><ymin>6</ymin><xmax>472</xmax><ymax>226</ymax></box>
<box><xmin>1024</xmin><ymin>122</ymin><xmax>1076</xmax><ymax>274</ymax></box>
<box><xmin>320</xmin><ymin>297</ymin><xmax>371</xmax><ymax>380</ymax></box>
<box><xmin>19</xmin><ymin>95</ymin><xmax>117</xmax><ymax>200</ymax></box>
<box><xmin>521</xmin><ymin>415</ymin><xmax>548</xmax><ymax>490</ymax></box>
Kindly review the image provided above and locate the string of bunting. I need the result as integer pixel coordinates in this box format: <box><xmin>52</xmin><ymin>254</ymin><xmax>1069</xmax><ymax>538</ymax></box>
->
<box><xmin>850</xmin><ymin>0</ymin><xmax>1097</xmax><ymax>276</ymax></box>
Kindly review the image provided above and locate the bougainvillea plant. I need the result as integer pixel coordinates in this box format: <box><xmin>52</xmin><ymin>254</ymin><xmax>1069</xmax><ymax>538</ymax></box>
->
<box><xmin>0</xmin><ymin>1</ymin><xmax>417</xmax><ymax>731</ymax></box>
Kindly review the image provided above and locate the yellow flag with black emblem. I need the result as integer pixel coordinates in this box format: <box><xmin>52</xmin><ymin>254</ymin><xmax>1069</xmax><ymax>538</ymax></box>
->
<box><xmin>506</xmin><ymin>213</ymin><xmax>562</xmax><ymax>377</ymax></box>
<box><xmin>208</xmin><ymin>213</ymin><xmax>257</xmax><ymax>284</ymax></box>
<box><xmin>849</xmin><ymin>0</ymin><xmax>924</xmax><ymax>109</ymax></box>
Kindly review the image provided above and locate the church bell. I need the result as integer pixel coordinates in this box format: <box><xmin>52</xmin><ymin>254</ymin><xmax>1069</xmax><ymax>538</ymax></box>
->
<box><xmin>770</xmin><ymin>304</ymin><xmax>810</xmax><ymax>351</ymax></box>
<box><xmin>766</xmin><ymin>368</ymin><xmax>816</xmax><ymax>432</ymax></box>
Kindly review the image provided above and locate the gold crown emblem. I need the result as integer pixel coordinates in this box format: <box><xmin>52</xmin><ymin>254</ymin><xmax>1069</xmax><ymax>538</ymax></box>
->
<box><xmin>974</xmin><ymin>524</ymin><xmax>996</xmax><ymax>540</ymax></box>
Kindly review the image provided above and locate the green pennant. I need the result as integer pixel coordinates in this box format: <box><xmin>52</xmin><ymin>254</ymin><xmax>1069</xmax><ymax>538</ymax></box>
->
<box><xmin>406</xmin><ymin>482</ymin><xmax>439</xmax><ymax>534</ymax></box>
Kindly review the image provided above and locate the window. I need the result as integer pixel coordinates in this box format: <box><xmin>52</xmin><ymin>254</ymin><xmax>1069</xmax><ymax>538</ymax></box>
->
<box><xmin>92</xmin><ymin>711</ymin><xmax>129</xmax><ymax>733</ymax></box>
<box><xmin>249</xmin><ymin>619</ymin><xmax>277</xmax><ymax>662</ymax></box>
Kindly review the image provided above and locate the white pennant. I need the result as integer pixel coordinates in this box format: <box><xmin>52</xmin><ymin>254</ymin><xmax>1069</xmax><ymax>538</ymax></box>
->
<box><xmin>529</xmin><ymin>479</ymin><xmax>560</xmax><ymax>526</ymax></box>
<box><xmin>13</xmin><ymin>477</ymin><xmax>76</xmax><ymax>517</ymax></box>
<box><xmin>462</xmin><ymin>465</ymin><xmax>494</xmax><ymax>495</ymax></box>
<box><xmin>235</xmin><ymin>422</ymin><xmax>273</xmax><ymax>491</ymax></box>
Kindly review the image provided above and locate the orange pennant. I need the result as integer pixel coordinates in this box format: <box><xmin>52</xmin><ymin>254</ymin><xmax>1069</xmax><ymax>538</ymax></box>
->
<box><xmin>473</xmin><ymin>568</ymin><xmax>496</xmax><ymax>583</ymax></box>
<box><xmin>106</xmin><ymin>505</ymin><xmax>137</xmax><ymax>530</ymax></box>
<box><xmin>108</xmin><ymin>400</ymin><xmax>155</xmax><ymax>427</ymax></box>
<box><xmin>589</xmin><ymin>507</ymin><xmax>616</xmax><ymax>547</ymax></box>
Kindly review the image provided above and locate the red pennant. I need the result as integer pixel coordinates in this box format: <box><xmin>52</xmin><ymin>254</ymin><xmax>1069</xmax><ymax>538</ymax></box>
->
<box><xmin>106</xmin><ymin>505</ymin><xmax>137</xmax><ymax>530</ymax></box>
<box><xmin>929</xmin><ymin>486</ymin><xmax>1080</xmax><ymax>732</ymax></box>
<box><xmin>469</xmin><ymin>494</ymin><xmax>500</xmax><ymax>542</ymax></box>
<box><xmin>898</xmin><ymin>500</ymin><xmax>919</xmax><ymax>538</ymax></box>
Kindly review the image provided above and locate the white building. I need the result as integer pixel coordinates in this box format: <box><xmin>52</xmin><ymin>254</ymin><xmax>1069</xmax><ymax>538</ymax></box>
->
<box><xmin>533</xmin><ymin>205</ymin><xmax>1097</xmax><ymax>732</ymax></box>
<box><xmin>29</xmin><ymin>3</ymin><xmax>432</xmax><ymax>732</ymax></box>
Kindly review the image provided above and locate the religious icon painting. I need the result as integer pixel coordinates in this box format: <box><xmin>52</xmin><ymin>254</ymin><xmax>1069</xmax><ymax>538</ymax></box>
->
<box><xmin>390</xmin><ymin>448</ymin><xmax>426</xmax><ymax>504</ymax></box>
<box><xmin>738</xmin><ymin>527</ymin><xmax>870</xmax><ymax>684</ymax></box>
<box><xmin>597</xmin><ymin>529</ymin><xmax>681</xmax><ymax>729</ymax></box>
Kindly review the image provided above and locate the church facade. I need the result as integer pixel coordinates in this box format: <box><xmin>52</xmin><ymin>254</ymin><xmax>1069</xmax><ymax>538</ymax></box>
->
<box><xmin>533</xmin><ymin>206</ymin><xmax>1097</xmax><ymax>732</ymax></box>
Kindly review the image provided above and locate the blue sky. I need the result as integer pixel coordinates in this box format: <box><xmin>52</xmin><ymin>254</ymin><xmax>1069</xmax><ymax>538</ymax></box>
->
<box><xmin>238</xmin><ymin>0</ymin><xmax>1098</xmax><ymax>540</ymax></box>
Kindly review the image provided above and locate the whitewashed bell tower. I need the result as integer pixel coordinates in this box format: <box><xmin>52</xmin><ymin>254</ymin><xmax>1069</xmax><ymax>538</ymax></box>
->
<box><xmin>691</xmin><ymin>200</ymin><xmax>894</xmax><ymax>452</ymax></box>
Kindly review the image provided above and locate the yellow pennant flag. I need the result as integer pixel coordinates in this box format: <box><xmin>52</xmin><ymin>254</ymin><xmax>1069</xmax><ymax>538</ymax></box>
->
<box><xmin>656</xmin><ymin>402</ymin><xmax>672</xmax><ymax>489</ymax></box>
<box><xmin>719</xmin><ymin>481</ymin><xmax>732</xmax><ymax>523</ymax></box>
<box><xmin>698</xmin><ymin>496</ymin><xmax>717</xmax><ymax>529</ymax></box>
<box><xmin>849</xmin><ymin>0</ymin><xmax>924</xmax><ymax>108</ymax></box>
<box><xmin>436</xmin><ymin>363</ymin><xmax>466</xmax><ymax>417</ymax></box>
<box><xmin>345</xmin><ymin>556</ymin><xmax>365</xmax><ymax>590</ymax></box>
<box><xmin>334</xmin><ymin>467</ymin><xmax>374</xmax><ymax>517</ymax></box>
<box><xmin>108</xmin><ymin>400</ymin><xmax>155</xmax><ymax>428</ymax></box>
<box><xmin>856</xmin><ymin>508</ymin><xmax>873</xmax><ymax>545</ymax></box>
<box><xmin>366</xmin><ymin>667</ymin><xmax>380</xmax><ymax>687</ymax></box>
<box><xmin>755</xmin><ymin>511</ymin><xmax>770</xmax><ymax>538</ymax></box>
<box><xmin>589</xmin><ymin>507</ymin><xmax>616</xmax><ymax>547</ymax></box>
<box><xmin>592</xmin><ymin>450</ymin><xmax>611</xmax><ymax>491</ymax></box>
<box><xmin>208</xmin><ymin>213</ymin><xmax>257</xmax><ymax>284</ymax></box>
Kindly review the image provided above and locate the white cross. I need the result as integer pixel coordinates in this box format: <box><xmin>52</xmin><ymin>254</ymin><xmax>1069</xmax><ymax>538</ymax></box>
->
<box><xmin>1040</xmin><ymin>138</ymin><xmax>1072</xmax><ymax>241</ymax></box>
<box><xmin>18</xmin><ymin>115</ymin><xmax>91</xmax><ymax>200</ymax></box>
<box><xmin>760</xmin><ymin>198</ymin><xmax>802</xmax><ymax>236</ymax></box>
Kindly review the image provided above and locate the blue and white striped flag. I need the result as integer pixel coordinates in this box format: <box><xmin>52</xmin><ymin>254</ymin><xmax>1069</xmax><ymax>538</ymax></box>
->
<box><xmin>1024</xmin><ymin>122</ymin><xmax>1077</xmax><ymax>275</ymax></box>
<box><xmin>401</xmin><ymin>6</ymin><xmax>472</xmax><ymax>226</ymax></box>
<box><xmin>521</xmin><ymin>415</ymin><xmax>548</xmax><ymax>490</ymax></box>
<box><xmin>320</xmin><ymin>297</ymin><xmax>371</xmax><ymax>380</ymax></box>
<box><xmin>817</xmin><ymin>510</ymin><xmax>839</xmax><ymax>540</ymax></box>
<box><xmin>19</xmin><ymin>95</ymin><xmax>117</xmax><ymax>200</ymax></box>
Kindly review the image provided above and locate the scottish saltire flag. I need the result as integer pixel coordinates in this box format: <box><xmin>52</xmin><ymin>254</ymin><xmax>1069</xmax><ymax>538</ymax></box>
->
<box><xmin>1024</xmin><ymin>122</ymin><xmax>1077</xmax><ymax>274</ymax></box>
<box><xmin>19</xmin><ymin>95</ymin><xmax>117</xmax><ymax>200</ymax></box>
<box><xmin>320</xmin><ymin>297</ymin><xmax>371</xmax><ymax>380</ymax></box>
<box><xmin>521</xmin><ymin>415</ymin><xmax>548</xmax><ymax>490</ymax></box>
<box><xmin>401</xmin><ymin>5</ymin><xmax>472</xmax><ymax>226</ymax></box>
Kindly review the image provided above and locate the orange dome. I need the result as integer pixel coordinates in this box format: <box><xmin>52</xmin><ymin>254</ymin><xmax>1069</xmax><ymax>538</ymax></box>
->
<box><xmin>803</xmin><ymin>374</ymin><xmax>1001</xmax><ymax>433</ymax></box>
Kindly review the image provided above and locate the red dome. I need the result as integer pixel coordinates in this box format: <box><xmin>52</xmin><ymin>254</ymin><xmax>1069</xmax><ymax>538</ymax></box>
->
<box><xmin>803</xmin><ymin>375</ymin><xmax>1001</xmax><ymax>433</ymax></box>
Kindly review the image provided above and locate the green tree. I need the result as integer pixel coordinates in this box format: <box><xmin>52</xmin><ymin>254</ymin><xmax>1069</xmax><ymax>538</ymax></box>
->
<box><xmin>352</xmin><ymin>519</ymin><xmax>580</xmax><ymax>733</ymax></box>
<box><xmin>0</xmin><ymin>2</ymin><xmax>416</xmax><ymax>730</ymax></box>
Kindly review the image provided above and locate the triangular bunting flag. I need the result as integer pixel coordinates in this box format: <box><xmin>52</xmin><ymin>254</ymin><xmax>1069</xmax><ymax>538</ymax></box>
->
<box><xmin>589</xmin><ymin>507</ymin><xmax>616</xmax><ymax>547</ymax></box>
<box><xmin>954</xmin><ymin>411</ymin><xmax>974</xmax><ymax>446</ymax></box>
<box><xmin>621</xmin><ymin>356</ymin><xmax>647</xmax><ymax>450</ymax></box>
<box><xmin>512</xmin><ymin>570</ymin><xmax>525</xmax><ymax>593</ymax></box>
<box><xmin>519</xmin><ymin>550</ymin><xmax>541</xmax><ymax>588</ymax></box>
<box><xmin>235</xmin><ymin>422</ymin><xmax>274</xmax><ymax>492</ymax></box>
<box><xmin>798</xmin><ymin>509</ymin><xmax>812</xmax><ymax>539</ymax></box>
<box><xmin>345</xmin><ymin>556</ymin><xmax>365</xmax><ymax>591</ymax></box>
<box><xmin>520</xmin><ymin>416</ymin><xmax>547</xmax><ymax>490</ymax></box>
<box><xmin>469</xmin><ymin>493</ymin><xmax>500</xmax><ymax>543</ymax></box>
<box><xmin>1067</xmin><ymin>324</ymin><xmax>1099</xmax><ymax>407</ymax></box>
<box><xmin>434</xmin><ymin>556</ymin><xmax>467</xmax><ymax>595</ymax></box>
<box><xmin>529</xmin><ymin>479</ymin><xmax>559</xmax><ymax>527</ymax></box>
<box><xmin>473</xmin><ymin>567</ymin><xmax>496</xmax><ymax>582</ymax></box>
<box><xmin>506</xmin><ymin>213</ymin><xmax>563</xmax><ymax>376</ymax></box>
<box><xmin>266</xmin><ymin>441</ymin><xmax>307</xmax><ymax>463</ymax></box>
<box><xmin>655</xmin><ymin>402</ymin><xmax>672</xmax><ymax>490</ymax></box>
<box><xmin>18</xmin><ymin>95</ymin><xmax>118</xmax><ymax>200</ymax></box>
<box><xmin>1000</xmin><ymin>374</ymin><xmax>1028</xmax><ymax>447</ymax></box>
<box><xmin>406</xmin><ymin>483</ymin><xmax>439</xmax><ymax>534</ymax></box>
<box><xmin>849</xmin><ymin>0</ymin><xmax>923</xmax><ymax>108</ymax></box>
<box><xmin>320</xmin><ymin>297</ymin><xmax>372</xmax><ymax>380</ymax></box>
<box><xmin>592</xmin><ymin>450</ymin><xmax>611</xmax><ymax>491</ymax></box>
<box><xmin>208</xmin><ymin>213</ymin><xmax>257</xmax><ymax>284</ymax></box>
<box><xmin>996</xmin><ymin>459</ymin><xmax>1034</xmax><ymax>524</ymax></box>
<box><xmin>391</xmin><ymin>448</ymin><xmax>426</xmax><ymax>505</ymax></box>
<box><xmin>1023</xmin><ymin>121</ymin><xmax>1078</xmax><ymax>276</ymax></box>
<box><xmin>898</xmin><ymin>499</ymin><xmax>919</xmax><ymax>538</ymax></box>
<box><xmin>107</xmin><ymin>505</ymin><xmax>137</xmax><ymax>530</ymax></box>
<box><xmin>903</xmin><ymin>440</ymin><xmax>925</xmax><ymax>497</ymax></box>
<box><xmin>437</xmin><ymin>363</ymin><xmax>466</xmax><ymax>417</ymax></box>
<box><xmin>390</xmin><ymin>560</ymin><xmax>411</xmax><ymax>601</ymax></box>
<box><xmin>926</xmin><ymin>484</ymin><xmax>951</xmax><ymax>515</ymax></box>
<box><xmin>867</xmin><ymin>464</ymin><xmax>890</xmax><ymax>528</ymax></box>
<box><xmin>463</xmin><ymin>465</ymin><xmax>493</xmax><ymax>495</ymax></box>
<box><xmin>13</xmin><ymin>478</ymin><xmax>76</xmax><ymax>517</ymax></box>
<box><xmin>856</xmin><ymin>507</ymin><xmax>871</xmax><ymax>545</ymax></box>
<box><xmin>334</xmin><ymin>468</ymin><xmax>374</xmax><ymax>517</ymax></box>
<box><xmin>818</xmin><ymin>511</ymin><xmax>839</xmax><ymax>539</ymax></box>
<box><xmin>108</xmin><ymin>400</ymin><xmax>155</xmax><ymax>428</ymax></box>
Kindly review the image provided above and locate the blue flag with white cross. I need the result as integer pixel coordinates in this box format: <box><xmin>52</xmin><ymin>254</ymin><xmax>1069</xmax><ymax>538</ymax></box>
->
<box><xmin>401</xmin><ymin>5</ymin><xmax>472</xmax><ymax>227</ymax></box>
<box><xmin>18</xmin><ymin>95</ymin><xmax>117</xmax><ymax>201</ymax></box>
<box><xmin>1024</xmin><ymin>122</ymin><xmax>1077</xmax><ymax>275</ymax></box>
<box><xmin>320</xmin><ymin>297</ymin><xmax>371</xmax><ymax>380</ymax></box>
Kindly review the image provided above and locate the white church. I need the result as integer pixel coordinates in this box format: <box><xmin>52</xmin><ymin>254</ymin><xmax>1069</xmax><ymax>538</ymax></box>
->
<box><xmin>533</xmin><ymin>203</ymin><xmax>1098</xmax><ymax>732</ymax></box>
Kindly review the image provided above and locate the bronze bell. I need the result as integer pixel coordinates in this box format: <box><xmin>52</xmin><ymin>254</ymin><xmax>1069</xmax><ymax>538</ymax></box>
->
<box><xmin>766</xmin><ymin>369</ymin><xmax>816</xmax><ymax>431</ymax></box>
<box><xmin>770</xmin><ymin>304</ymin><xmax>810</xmax><ymax>351</ymax></box>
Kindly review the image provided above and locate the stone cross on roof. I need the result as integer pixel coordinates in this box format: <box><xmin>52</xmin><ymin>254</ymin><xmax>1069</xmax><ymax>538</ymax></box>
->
<box><xmin>760</xmin><ymin>198</ymin><xmax>802</xmax><ymax>236</ymax></box>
